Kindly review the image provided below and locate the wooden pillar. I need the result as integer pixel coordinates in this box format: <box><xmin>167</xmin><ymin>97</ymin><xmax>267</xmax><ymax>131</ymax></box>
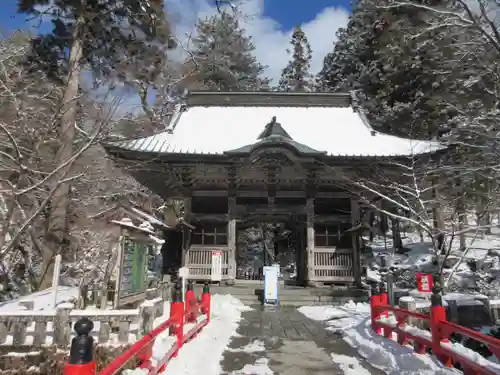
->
<box><xmin>351</xmin><ymin>198</ymin><xmax>362</xmax><ymax>286</ymax></box>
<box><xmin>227</xmin><ymin>197</ymin><xmax>237</xmax><ymax>283</ymax></box>
<box><xmin>306</xmin><ymin>197</ymin><xmax>315</xmax><ymax>283</ymax></box>
<box><xmin>181</xmin><ymin>197</ymin><xmax>192</xmax><ymax>267</ymax></box>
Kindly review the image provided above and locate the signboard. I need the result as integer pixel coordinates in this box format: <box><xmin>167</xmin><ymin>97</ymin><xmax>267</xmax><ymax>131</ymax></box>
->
<box><xmin>416</xmin><ymin>273</ymin><xmax>434</xmax><ymax>292</ymax></box>
<box><xmin>263</xmin><ymin>266</ymin><xmax>279</xmax><ymax>305</ymax></box>
<box><xmin>211</xmin><ymin>251</ymin><xmax>223</xmax><ymax>282</ymax></box>
<box><xmin>117</xmin><ymin>237</ymin><xmax>148</xmax><ymax>306</ymax></box>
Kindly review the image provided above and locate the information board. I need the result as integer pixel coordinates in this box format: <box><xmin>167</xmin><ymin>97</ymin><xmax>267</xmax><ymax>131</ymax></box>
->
<box><xmin>263</xmin><ymin>266</ymin><xmax>279</xmax><ymax>305</ymax></box>
<box><xmin>211</xmin><ymin>251</ymin><xmax>223</xmax><ymax>281</ymax></box>
<box><xmin>416</xmin><ymin>273</ymin><xmax>434</xmax><ymax>293</ymax></box>
<box><xmin>118</xmin><ymin>237</ymin><xmax>148</xmax><ymax>302</ymax></box>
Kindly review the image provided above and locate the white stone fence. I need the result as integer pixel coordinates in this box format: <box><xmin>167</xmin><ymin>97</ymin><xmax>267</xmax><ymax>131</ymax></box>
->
<box><xmin>0</xmin><ymin>296</ymin><xmax>166</xmax><ymax>348</ymax></box>
<box><xmin>398</xmin><ymin>295</ymin><xmax>500</xmax><ymax>330</ymax></box>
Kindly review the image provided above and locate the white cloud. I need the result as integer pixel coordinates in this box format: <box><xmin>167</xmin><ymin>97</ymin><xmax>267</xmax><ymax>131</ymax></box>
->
<box><xmin>164</xmin><ymin>0</ymin><xmax>350</xmax><ymax>83</ymax></box>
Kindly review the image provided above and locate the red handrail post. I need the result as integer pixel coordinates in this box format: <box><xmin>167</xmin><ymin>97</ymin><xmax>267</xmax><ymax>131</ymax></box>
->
<box><xmin>169</xmin><ymin>282</ymin><xmax>185</xmax><ymax>357</ymax></box>
<box><xmin>64</xmin><ymin>318</ymin><xmax>96</xmax><ymax>375</ymax></box>
<box><xmin>370</xmin><ymin>283</ymin><xmax>382</xmax><ymax>335</ymax></box>
<box><xmin>185</xmin><ymin>280</ymin><xmax>197</xmax><ymax>323</ymax></box>
<box><xmin>430</xmin><ymin>286</ymin><xmax>452</xmax><ymax>367</ymax></box>
<box><xmin>201</xmin><ymin>281</ymin><xmax>211</xmax><ymax>323</ymax></box>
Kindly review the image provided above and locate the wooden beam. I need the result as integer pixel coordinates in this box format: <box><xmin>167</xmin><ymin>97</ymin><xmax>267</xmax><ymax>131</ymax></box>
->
<box><xmin>306</xmin><ymin>198</ymin><xmax>315</xmax><ymax>284</ymax></box>
<box><xmin>351</xmin><ymin>198</ymin><xmax>362</xmax><ymax>287</ymax></box>
<box><xmin>227</xmin><ymin>197</ymin><xmax>236</xmax><ymax>283</ymax></box>
<box><xmin>192</xmin><ymin>213</ymin><xmax>229</xmax><ymax>222</ymax></box>
<box><xmin>192</xmin><ymin>190</ymin><xmax>228</xmax><ymax>197</ymax></box>
<box><xmin>315</xmin><ymin>191</ymin><xmax>351</xmax><ymax>198</ymax></box>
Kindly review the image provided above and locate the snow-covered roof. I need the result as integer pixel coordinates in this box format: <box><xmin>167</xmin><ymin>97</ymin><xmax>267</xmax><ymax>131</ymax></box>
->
<box><xmin>110</xmin><ymin>91</ymin><xmax>445</xmax><ymax>158</ymax></box>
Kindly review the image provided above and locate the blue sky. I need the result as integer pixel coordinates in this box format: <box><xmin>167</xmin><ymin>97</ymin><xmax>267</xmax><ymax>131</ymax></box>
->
<box><xmin>1</xmin><ymin>0</ymin><xmax>351</xmax><ymax>33</ymax></box>
<box><xmin>0</xmin><ymin>0</ymin><xmax>352</xmax><ymax>112</ymax></box>
<box><xmin>264</xmin><ymin>0</ymin><xmax>351</xmax><ymax>29</ymax></box>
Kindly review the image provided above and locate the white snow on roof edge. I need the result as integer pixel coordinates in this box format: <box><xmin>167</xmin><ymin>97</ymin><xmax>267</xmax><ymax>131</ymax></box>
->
<box><xmin>112</xmin><ymin>105</ymin><xmax>446</xmax><ymax>158</ymax></box>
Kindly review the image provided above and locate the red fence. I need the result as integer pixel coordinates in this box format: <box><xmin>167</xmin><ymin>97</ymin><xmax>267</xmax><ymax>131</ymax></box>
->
<box><xmin>63</xmin><ymin>281</ymin><xmax>212</xmax><ymax>375</ymax></box>
<box><xmin>370</xmin><ymin>284</ymin><xmax>500</xmax><ymax>375</ymax></box>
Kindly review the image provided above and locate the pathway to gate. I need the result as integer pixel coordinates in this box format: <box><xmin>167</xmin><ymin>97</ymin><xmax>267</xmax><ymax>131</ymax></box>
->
<box><xmin>220</xmin><ymin>306</ymin><xmax>384</xmax><ymax>375</ymax></box>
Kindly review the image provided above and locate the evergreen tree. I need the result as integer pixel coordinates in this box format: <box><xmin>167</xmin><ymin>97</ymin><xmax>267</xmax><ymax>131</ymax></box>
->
<box><xmin>278</xmin><ymin>26</ymin><xmax>314</xmax><ymax>92</ymax></box>
<box><xmin>17</xmin><ymin>0</ymin><xmax>172</xmax><ymax>288</ymax></box>
<box><xmin>316</xmin><ymin>0</ymin><xmax>459</xmax><ymax>139</ymax></box>
<box><xmin>316</xmin><ymin>0</ymin><xmax>379</xmax><ymax>93</ymax></box>
<box><xmin>190</xmin><ymin>12</ymin><xmax>270</xmax><ymax>91</ymax></box>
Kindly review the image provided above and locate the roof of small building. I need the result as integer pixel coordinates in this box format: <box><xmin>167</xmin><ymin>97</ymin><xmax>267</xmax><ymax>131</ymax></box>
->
<box><xmin>109</xmin><ymin>91</ymin><xmax>445</xmax><ymax>158</ymax></box>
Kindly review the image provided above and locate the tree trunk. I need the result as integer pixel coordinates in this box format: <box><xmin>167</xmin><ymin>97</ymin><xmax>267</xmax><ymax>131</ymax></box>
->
<box><xmin>455</xmin><ymin>177</ymin><xmax>467</xmax><ymax>251</ymax></box>
<box><xmin>391</xmin><ymin>218</ymin><xmax>403</xmax><ymax>251</ymax></box>
<box><xmin>39</xmin><ymin>20</ymin><xmax>84</xmax><ymax>290</ymax></box>
<box><xmin>431</xmin><ymin>179</ymin><xmax>445</xmax><ymax>254</ymax></box>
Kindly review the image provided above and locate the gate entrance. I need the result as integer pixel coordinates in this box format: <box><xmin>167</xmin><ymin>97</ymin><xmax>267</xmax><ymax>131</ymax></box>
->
<box><xmin>236</xmin><ymin>218</ymin><xmax>307</xmax><ymax>285</ymax></box>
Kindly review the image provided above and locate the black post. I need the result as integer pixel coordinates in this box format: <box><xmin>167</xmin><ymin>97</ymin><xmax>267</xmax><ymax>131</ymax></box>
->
<box><xmin>431</xmin><ymin>285</ymin><xmax>442</xmax><ymax>307</ymax></box>
<box><xmin>172</xmin><ymin>281</ymin><xmax>183</xmax><ymax>302</ymax></box>
<box><xmin>68</xmin><ymin>318</ymin><xmax>94</xmax><ymax>365</ymax></box>
<box><xmin>187</xmin><ymin>280</ymin><xmax>194</xmax><ymax>291</ymax></box>
<box><xmin>386</xmin><ymin>273</ymin><xmax>395</xmax><ymax>305</ymax></box>
<box><xmin>370</xmin><ymin>282</ymin><xmax>379</xmax><ymax>298</ymax></box>
<box><xmin>379</xmin><ymin>280</ymin><xmax>386</xmax><ymax>295</ymax></box>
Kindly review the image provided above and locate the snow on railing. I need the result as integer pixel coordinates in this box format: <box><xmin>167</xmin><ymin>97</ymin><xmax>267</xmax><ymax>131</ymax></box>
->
<box><xmin>0</xmin><ymin>297</ymin><xmax>164</xmax><ymax>347</ymax></box>
<box><xmin>370</xmin><ymin>285</ymin><xmax>500</xmax><ymax>375</ymax></box>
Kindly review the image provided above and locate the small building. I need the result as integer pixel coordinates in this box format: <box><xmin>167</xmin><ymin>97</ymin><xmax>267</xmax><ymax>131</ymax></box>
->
<box><xmin>104</xmin><ymin>91</ymin><xmax>443</xmax><ymax>286</ymax></box>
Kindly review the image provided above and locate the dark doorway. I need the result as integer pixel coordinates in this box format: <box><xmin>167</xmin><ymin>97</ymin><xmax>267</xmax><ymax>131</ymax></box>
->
<box><xmin>235</xmin><ymin>219</ymin><xmax>307</xmax><ymax>284</ymax></box>
<box><xmin>162</xmin><ymin>230</ymin><xmax>183</xmax><ymax>277</ymax></box>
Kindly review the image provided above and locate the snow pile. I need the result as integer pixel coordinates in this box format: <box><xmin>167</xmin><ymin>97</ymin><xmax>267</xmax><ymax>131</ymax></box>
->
<box><xmin>330</xmin><ymin>354</ymin><xmax>372</xmax><ymax>375</ymax></box>
<box><xmin>226</xmin><ymin>339</ymin><xmax>265</xmax><ymax>353</ymax></box>
<box><xmin>126</xmin><ymin>294</ymin><xmax>252</xmax><ymax>375</ymax></box>
<box><xmin>229</xmin><ymin>357</ymin><xmax>274</xmax><ymax>375</ymax></box>
<box><xmin>300</xmin><ymin>302</ymin><xmax>458</xmax><ymax>375</ymax></box>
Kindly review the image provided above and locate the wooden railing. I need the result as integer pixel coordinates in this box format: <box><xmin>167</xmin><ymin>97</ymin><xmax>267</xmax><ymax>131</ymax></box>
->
<box><xmin>185</xmin><ymin>246</ymin><xmax>229</xmax><ymax>280</ymax></box>
<box><xmin>311</xmin><ymin>248</ymin><xmax>354</xmax><ymax>282</ymax></box>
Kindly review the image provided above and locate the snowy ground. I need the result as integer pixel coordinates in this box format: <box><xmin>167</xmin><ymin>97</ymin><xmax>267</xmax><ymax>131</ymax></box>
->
<box><xmin>126</xmin><ymin>294</ymin><xmax>252</xmax><ymax>375</ymax></box>
<box><xmin>0</xmin><ymin>285</ymin><xmax>78</xmax><ymax>312</ymax></box>
<box><xmin>365</xmin><ymin>226</ymin><xmax>500</xmax><ymax>296</ymax></box>
<box><xmin>299</xmin><ymin>302</ymin><xmax>460</xmax><ymax>375</ymax></box>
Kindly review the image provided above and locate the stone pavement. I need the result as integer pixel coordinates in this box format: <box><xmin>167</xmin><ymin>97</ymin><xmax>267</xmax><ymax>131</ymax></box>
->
<box><xmin>220</xmin><ymin>306</ymin><xmax>385</xmax><ymax>375</ymax></box>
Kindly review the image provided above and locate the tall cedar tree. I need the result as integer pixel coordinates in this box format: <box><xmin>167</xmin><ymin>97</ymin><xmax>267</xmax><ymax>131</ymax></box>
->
<box><xmin>190</xmin><ymin>12</ymin><xmax>270</xmax><ymax>91</ymax></box>
<box><xmin>278</xmin><ymin>26</ymin><xmax>314</xmax><ymax>92</ymax></box>
<box><xmin>18</xmin><ymin>0</ymin><xmax>172</xmax><ymax>288</ymax></box>
<box><xmin>316</xmin><ymin>0</ymin><xmax>458</xmax><ymax>139</ymax></box>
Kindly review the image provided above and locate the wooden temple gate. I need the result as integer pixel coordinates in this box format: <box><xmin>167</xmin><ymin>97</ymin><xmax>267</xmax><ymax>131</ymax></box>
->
<box><xmin>182</xmin><ymin>193</ymin><xmax>360</xmax><ymax>285</ymax></box>
<box><xmin>104</xmin><ymin>91</ymin><xmax>442</xmax><ymax>287</ymax></box>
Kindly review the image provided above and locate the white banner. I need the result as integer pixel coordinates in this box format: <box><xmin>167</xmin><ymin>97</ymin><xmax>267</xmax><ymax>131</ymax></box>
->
<box><xmin>263</xmin><ymin>266</ymin><xmax>279</xmax><ymax>305</ymax></box>
<box><xmin>211</xmin><ymin>251</ymin><xmax>223</xmax><ymax>281</ymax></box>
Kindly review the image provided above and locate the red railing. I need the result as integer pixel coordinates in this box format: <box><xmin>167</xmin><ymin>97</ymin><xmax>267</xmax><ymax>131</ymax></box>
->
<box><xmin>63</xmin><ymin>282</ymin><xmax>212</xmax><ymax>375</ymax></box>
<box><xmin>371</xmin><ymin>286</ymin><xmax>500</xmax><ymax>375</ymax></box>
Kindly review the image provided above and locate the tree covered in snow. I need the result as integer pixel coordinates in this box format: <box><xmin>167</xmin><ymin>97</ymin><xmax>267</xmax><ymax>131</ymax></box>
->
<box><xmin>15</xmin><ymin>0</ymin><xmax>173</xmax><ymax>289</ymax></box>
<box><xmin>316</xmin><ymin>0</ymin><xmax>461</xmax><ymax>139</ymax></box>
<box><xmin>189</xmin><ymin>12</ymin><xmax>270</xmax><ymax>91</ymax></box>
<box><xmin>277</xmin><ymin>26</ymin><xmax>314</xmax><ymax>92</ymax></box>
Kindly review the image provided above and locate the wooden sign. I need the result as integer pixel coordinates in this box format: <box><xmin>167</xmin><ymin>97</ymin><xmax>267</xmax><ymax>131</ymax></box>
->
<box><xmin>116</xmin><ymin>237</ymin><xmax>148</xmax><ymax>307</ymax></box>
<box><xmin>416</xmin><ymin>273</ymin><xmax>434</xmax><ymax>292</ymax></box>
<box><xmin>211</xmin><ymin>251</ymin><xmax>223</xmax><ymax>281</ymax></box>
